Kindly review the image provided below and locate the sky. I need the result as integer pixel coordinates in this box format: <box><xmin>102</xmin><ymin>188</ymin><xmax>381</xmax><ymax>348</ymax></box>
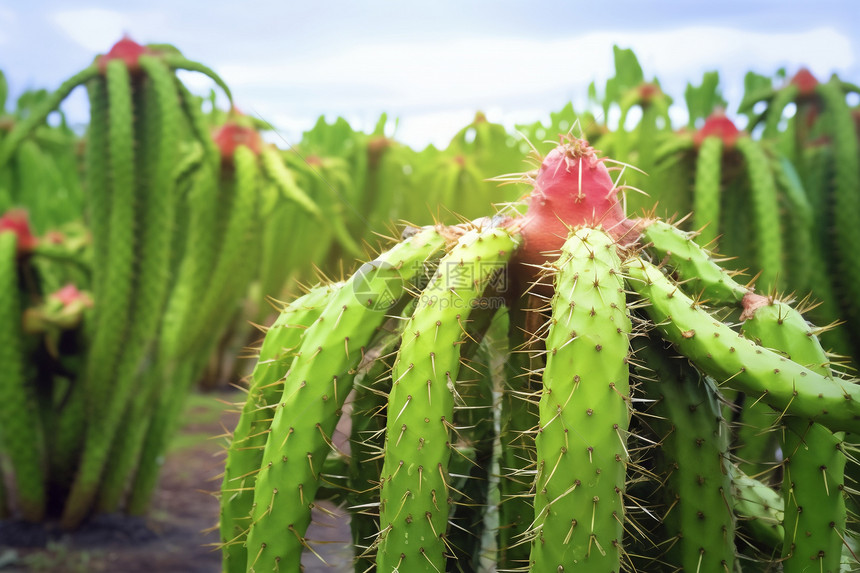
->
<box><xmin>1</xmin><ymin>1</ymin><xmax>857</xmax><ymax>148</ymax></box>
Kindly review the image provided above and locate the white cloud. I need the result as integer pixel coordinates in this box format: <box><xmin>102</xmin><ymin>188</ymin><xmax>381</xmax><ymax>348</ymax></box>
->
<box><xmin>212</xmin><ymin>26</ymin><xmax>853</xmax><ymax>147</ymax></box>
<box><xmin>0</xmin><ymin>6</ymin><xmax>17</xmax><ymax>45</ymax></box>
<box><xmin>48</xmin><ymin>8</ymin><xmax>168</xmax><ymax>54</ymax></box>
<box><xmin>49</xmin><ymin>9</ymin><xmax>129</xmax><ymax>53</ymax></box>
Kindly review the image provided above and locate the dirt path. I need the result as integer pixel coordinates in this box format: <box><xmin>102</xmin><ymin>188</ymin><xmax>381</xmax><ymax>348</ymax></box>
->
<box><xmin>0</xmin><ymin>390</ymin><xmax>353</xmax><ymax>572</ymax></box>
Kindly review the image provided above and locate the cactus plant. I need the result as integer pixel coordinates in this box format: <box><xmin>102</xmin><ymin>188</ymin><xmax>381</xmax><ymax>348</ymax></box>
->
<box><xmin>220</xmin><ymin>134</ymin><xmax>859</xmax><ymax>572</ymax></box>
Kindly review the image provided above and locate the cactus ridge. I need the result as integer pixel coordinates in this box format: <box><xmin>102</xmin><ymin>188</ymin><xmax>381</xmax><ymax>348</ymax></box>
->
<box><xmin>692</xmin><ymin>135</ymin><xmax>723</xmax><ymax>248</ymax></box>
<box><xmin>220</xmin><ymin>283</ymin><xmax>340</xmax><ymax>573</ymax></box>
<box><xmin>625</xmin><ymin>257</ymin><xmax>860</xmax><ymax>433</ymax></box>
<box><xmin>740</xmin><ymin>300</ymin><xmax>846</xmax><ymax>572</ymax></box>
<box><xmin>376</xmin><ymin>224</ymin><xmax>520</xmax><ymax>572</ymax></box>
<box><xmin>244</xmin><ymin>227</ymin><xmax>447</xmax><ymax>572</ymax></box>
<box><xmin>528</xmin><ymin>228</ymin><xmax>631</xmax><ymax>571</ymax></box>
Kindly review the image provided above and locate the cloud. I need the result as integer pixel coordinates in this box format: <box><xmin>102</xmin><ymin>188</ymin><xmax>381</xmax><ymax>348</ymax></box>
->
<box><xmin>49</xmin><ymin>9</ymin><xmax>129</xmax><ymax>53</ymax></box>
<box><xmin>48</xmin><ymin>8</ymin><xmax>168</xmax><ymax>53</ymax></box>
<box><xmin>0</xmin><ymin>6</ymin><xmax>17</xmax><ymax>45</ymax></box>
<box><xmin>218</xmin><ymin>26</ymin><xmax>852</xmax><ymax>147</ymax></box>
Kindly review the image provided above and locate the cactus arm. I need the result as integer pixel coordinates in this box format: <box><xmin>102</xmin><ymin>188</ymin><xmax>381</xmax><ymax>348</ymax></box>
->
<box><xmin>96</xmin><ymin>55</ymin><xmax>183</xmax><ymax>512</ymax></box>
<box><xmin>376</xmin><ymin>225</ymin><xmax>519</xmax><ymax>572</ymax></box>
<box><xmin>624</xmin><ymin>257</ymin><xmax>860</xmax><ymax>434</ymax></box>
<box><xmin>730</xmin><ymin>465</ymin><xmax>785</xmax><ymax>549</ymax></box>
<box><xmin>734</xmin><ymin>136</ymin><xmax>783</xmax><ymax>292</ymax></box>
<box><xmin>220</xmin><ymin>284</ymin><xmax>341</xmax><ymax>573</ymax></box>
<box><xmin>762</xmin><ymin>83</ymin><xmax>799</xmax><ymax>139</ymax></box>
<box><xmin>641</xmin><ymin>219</ymin><xmax>750</xmax><ymax>305</ymax></box>
<box><xmin>0</xmin><ymin>231</ymin><xmax>46</xmax><ymax>521</ymax></box>
<box><xmin>740</xmin><ymin>300</ymin><xmax>847</xmax><ymax>572</ymax></box>
<box><xmin>244</xmin><ymin>227</ymin><xmax>447</xmax><ymax>572</ymax></box>
<box><xmin>259</xmin><ymin>147</ymin><xmax>320</xmax><ymax>217</ymax></box>
<box><xmin>83</xmin><ymin>77</ymin><xmax>110</xmax><ymax>313</ymax></box>
<box><xmin>692</xmin><ymin>135</ymin><xmax>723</xmax><ymax>248</ymax></box>
<box><xmin>817</xmin><ymin>80</ymin><xmax>860</xmax><ymax>335</ymax></box>
<box><xmin>528</xmin><ymin>228</ymin><xmax>631</xmax><ymax>572</ymax></box>
<box><xmin>0</xmin><ymin>65</ymin><xmax>99</xmax><ymax>169</ymax></box>
<box><xmin>128</xmin><ymin>144</ymin><xmax>262</xmax><ymax>515</ymax></box>
<box><xmin>159</xmin><ymin>53</ymin><xmax>233</xmax><ymax>103</ymax></box>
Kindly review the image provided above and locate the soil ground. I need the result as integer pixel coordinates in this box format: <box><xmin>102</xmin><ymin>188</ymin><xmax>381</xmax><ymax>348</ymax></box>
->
<box><xmin>0</xmin><ymin>391</ymin><xmax>353</xmax><ymax>572</ymax></box>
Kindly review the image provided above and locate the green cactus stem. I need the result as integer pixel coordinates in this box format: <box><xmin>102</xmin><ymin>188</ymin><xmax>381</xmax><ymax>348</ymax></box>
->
<box><xmin>740</xmin><ymin>299</ymin><xmax>846</xmax><ymax>573</ymax></box>
<box><xmin>529</xmin><ymin>228</ymin><xmax>631</xmax><ymax>572</ymax></box>
<box><xmin>0</xmin><ymin>231</ymin><xmax>47</xmax><ymax>521</ymax></box>
<box><xmin>625</xmin><ymin>257</ymin><xmax>860</xmax><ymax>434</ymax></box>
<box><xmin>221</xmin><ymin>283</ymin><xmax>340</xmax><ymax>573</ymax></box>
<box><xmin>244</xmin><ymin>226</ymin><xmax>447</xmax><ymax>572</ymax></box>
<box><xmin>376</xmin><ymin>224</ymin><xmax>520</xmax><ymax>572</ymax></box>
<box><xmin>633</xmin><ymin>334</ymin><xmax>735</xmax><ymax>572</ymax></box>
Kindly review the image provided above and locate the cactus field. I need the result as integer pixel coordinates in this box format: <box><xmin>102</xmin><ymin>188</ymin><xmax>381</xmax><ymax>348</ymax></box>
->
<box><xmin>2</xmin><ymin>36</ymin><xmax>860</xmax><ymax>573</ymax></box>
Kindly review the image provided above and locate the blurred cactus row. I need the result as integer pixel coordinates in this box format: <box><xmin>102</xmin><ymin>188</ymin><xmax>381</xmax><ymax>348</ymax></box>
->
<box><xmin>0</xmin><ymin>38</ymin><xmax>858</xmax><ymax>541</ymax></box>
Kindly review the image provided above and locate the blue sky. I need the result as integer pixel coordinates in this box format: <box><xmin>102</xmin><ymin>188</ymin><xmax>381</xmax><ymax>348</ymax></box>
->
<box><xmin>1</xmin><ymin>1</ymin><xmax>857</xmax><ymax>147</ymax></box>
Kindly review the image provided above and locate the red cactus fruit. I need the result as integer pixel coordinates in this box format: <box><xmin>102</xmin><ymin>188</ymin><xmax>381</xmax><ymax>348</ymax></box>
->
<box><xmin>790</xmin><ymin>68</ymin><xmax>818</xmax><ymax>97</ymax></box>
<box><xmin>51</xmin><ymin>284</ymin><xmax>92</xmax><ymax>308</ymax></box>
<box><xmin>694</xmin><ymin>111</ymin><xmax>741</xmax><ymax>149</ymax></box>
<box><xmin>0</xmin><ymin>209</ymin><xmax>38</xmax><ymax>254</ymax></box>
<box><xmin>510</xmin><ymin>136</ymin><xmax>637</xmax><ymax>274</ymax></box>
<box><xmin>97</xmin><ymin>35</ymin><xmax>150</xmax><ymax>74</ymax></box>
<box><xmin>212</xmin><ymin>121</ymin><xmax>263</xmax><ymax>160</ymax></box>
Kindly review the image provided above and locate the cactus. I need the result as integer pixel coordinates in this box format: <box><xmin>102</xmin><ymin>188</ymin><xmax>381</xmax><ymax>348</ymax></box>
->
<box><xmin>221</xmin><ymin>133</ymin><xmax>860</xmax><ymax>572</ymax></box>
